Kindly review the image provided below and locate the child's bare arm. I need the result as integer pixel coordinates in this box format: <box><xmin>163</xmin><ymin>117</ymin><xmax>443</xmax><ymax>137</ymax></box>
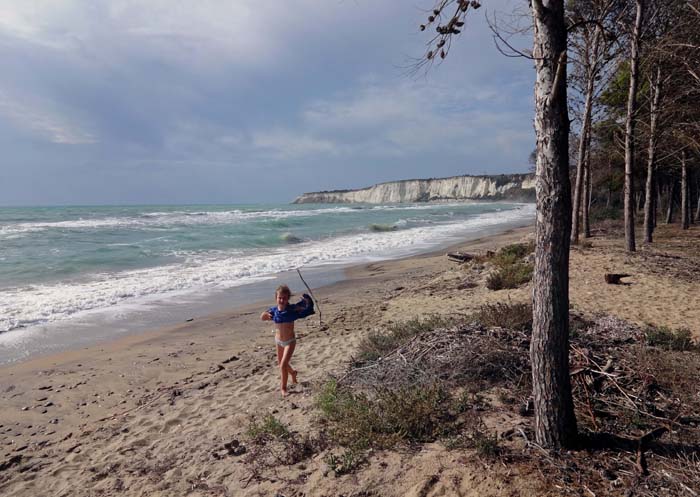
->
<box><xmin>261</xmin><ymin>311</ymin><xmax>272</xmax><ymax>321</ymax></box>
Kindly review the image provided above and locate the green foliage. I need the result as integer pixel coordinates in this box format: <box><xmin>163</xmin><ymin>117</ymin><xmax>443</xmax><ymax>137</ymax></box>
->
<box><xmin>645</xmin><ymin>326</ymin><xmax>694</xmax><ymax>351</ymax></box>
<box><xmin>246</xmin><ymin>414</ymin><xmax>289</xmax><ymax>442</ymax></box>
<box><xmin>492</xmin><ymin>243</ymin><xmax>534</xmax><ymax>267</ymax></box>
<box><xmin>476</xmin><ymin>302</ymin><xmax>533</xmax><ymax>331</ymax></box>
<box><xmin>486</xmin><ymin>263</ymin><xmax>534</xmax><ymax>290</ymax></box>
<box><xmin>356</xmin><ymin>315</ymin><xmax>456</xmax><ymax>363</ymax></box>
<box><xmin>473</xmin><ymin>430</ymin><xmax>500</xmax><ymax>459</ymax></box>
<box><xmin>481</xmin><ymin>243</ymin><xmax>534</xmax><ymax>291</ymax></box>
<box><xmin>324</xmin><ymin>449</ymin><xmax>363</xmax><ymax>476</ymax></box>
<box><xmin>316</xmin><ymin>380</ymin><xmax>456</xmax><ymax>451</ymax></box>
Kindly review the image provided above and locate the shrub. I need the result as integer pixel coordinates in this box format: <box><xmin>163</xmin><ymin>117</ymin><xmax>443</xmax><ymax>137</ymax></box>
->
<box><xmin>316</xmin><ymin>380</ymin><xmax>456</xmax><ymax>450</ymax></box>
<box><xmin>493</xmin><ymin>243</ymin><xmax>534</xmax><ymax>266</ymax></box>
<box><xmin>486</xmin><ymin>263</ymin><xmax>533</xmax><ymax>290</ymax></box>
<box><xmin>645</xmin><ymin>326</ymin><xmax>694</xmax><ymax>351</ymax></box>
<box><xmin>356</xmin><ymin>315</ymin><xmax>456</xmax><ymax>363</ymax></box>
<box><xmin>476</xmin><ymin>302</ymin><xmax>532</xmax><ymax>331</ymax></box>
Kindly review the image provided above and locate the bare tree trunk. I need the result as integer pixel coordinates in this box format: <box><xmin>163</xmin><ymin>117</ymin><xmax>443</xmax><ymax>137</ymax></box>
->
<box><xmin>643</xmin><ymin>66</ymin><xmax>661</xmax><ymax>243</ymax></box>
<box><xmin>572</xmin><ymin>79</ymin><xmax>595</xmax><ymax>244</ymax></box>
<box><xmin>624</xmin><ymin>0</ymin><xmax>644</xmax><ymax>252</ymax></box>
<box><xmin>682</xmin><ymin>151</ymin><xmax>689</xmax><ymax>229</ymax></box>
<box><xmin>583</xmin><ymin>146</ymin><xmax>592</xmax><ymax>238</ymax></box>
<box><xmin>607</xmin><ymin>158</ymin><xmax>613</xmax><ymax>208</ymax></box>
<box><xmin>530</xmin><ymin>0</ymin><xmax>577</xmax><ymax>450</ymax></box>
<box><xmin>691</xmin><ymin>172</ymin><xmax>696</xmax><ymax>225</ymax></box>
<box><xmin>666</xmin><ymin>180</ymin><xmax>676</xmax><ymax>224</ymax></box>
<box><xmin>696</xmin><ymin>178</ymin><xmax>700</xmax><ymax>222</ymax></box>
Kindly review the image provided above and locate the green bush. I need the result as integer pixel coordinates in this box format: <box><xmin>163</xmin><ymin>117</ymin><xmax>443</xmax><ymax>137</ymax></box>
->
<box><xmin>645</xmin><ymin>326</ymin><xmax>694</xmax><ymax>351</ymax></box>
<box><xmin>317</xmin><ymin>380</ymin><xmax>456</xmax><ymax>450</ymax></box>
<box><xmin>493</xmin><ymin>243</ymin><xmax>534</xmax><ymax>267</ymax></box>
<box><xmin>476</xmin><ymin>302</ymin><xmax>532</xmax><ymax>331</ymax></box>
<box><xmin>486</xmin><ymin>263</ymin><xmax>534</xmax><ymax>290</ymax></box>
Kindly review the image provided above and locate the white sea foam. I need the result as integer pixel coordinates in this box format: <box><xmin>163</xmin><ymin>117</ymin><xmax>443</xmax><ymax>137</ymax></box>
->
<box><xmin>0</xmin><ymin>203</ymin><xmax>476</xmax><ymax>236</ymax></box>
<box><xmin>0</xmin><ymin>204</ymin><xmax>534</xmax><ymax>332</ymax></box>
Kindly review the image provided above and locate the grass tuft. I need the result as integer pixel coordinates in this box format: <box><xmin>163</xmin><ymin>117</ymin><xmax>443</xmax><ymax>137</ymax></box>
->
<box><xmin>246</xmin><ymin>414</ymin><xmax>289</xmax><ymax>442</ymax></box>
<box><xmin>645</xmin><ymin>326</ymin><xmax>694</xmax><ymax>351</ymax></box>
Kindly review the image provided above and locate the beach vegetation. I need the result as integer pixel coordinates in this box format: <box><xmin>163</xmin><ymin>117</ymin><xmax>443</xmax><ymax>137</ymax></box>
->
<box><xmin>644</xmin><ymin>326</ymin><xmax>694</xmax><ymax>351</ymax></box>
<box><xmin>355</xmin><ymin>315</ymin><xmax>457</xmax><ymax>363</ymax></box>
<box><xmin>317</xmin><ymin>379</ymin><xmax>455</xmax><ymax>450</ymax></box>
<box><xmin>478</xmin><ymin>243</ymin><xmax>534</xmax><ymax>291</ymax></box>
<box><xmin>246</xmin><ymin>414</ymin><xmax>289</xmax><ymax>442</ymax></box>
<box><xmin>475</xmin><ymin>302</ymin><xmax>532</xmax><ymax>332</ymax></box>
<box><xmin>485</xmin><ymin>263</ymin><xmax>533</xmax><ymax>291</ymax></box>
<box><xmin>323</xmin><ymin>449</ymin><xmax>363</xmax><ymax>476</ymax></box>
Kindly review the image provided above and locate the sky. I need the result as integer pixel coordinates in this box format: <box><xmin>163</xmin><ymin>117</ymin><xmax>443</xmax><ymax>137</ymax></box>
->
<box><xmin>0</xmin><ymin>0</ymin><xmax>535</xmax><ymax>206</ymax></box>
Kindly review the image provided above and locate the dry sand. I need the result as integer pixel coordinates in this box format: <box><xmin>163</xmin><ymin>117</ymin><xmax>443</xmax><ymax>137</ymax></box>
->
<box><xmin>1</xmin><ymin>223</ymin><xmax>698</xmax><ymax>497</ymax></box>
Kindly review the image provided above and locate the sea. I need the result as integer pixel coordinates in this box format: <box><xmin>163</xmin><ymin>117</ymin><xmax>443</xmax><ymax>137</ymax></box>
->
<box><xmin>0</xmin><ymin>201</ymin><xmax>535</xmax><ymax>364</ymax></box>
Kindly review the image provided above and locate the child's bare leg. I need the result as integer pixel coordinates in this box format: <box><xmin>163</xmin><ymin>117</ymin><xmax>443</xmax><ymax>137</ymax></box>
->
<box><xmin>279</xmin><ymin>343</ymin><xmax>296</xmax><ymax>396</ymax></box>
<box><xmin>287</xmin><ymin>363</ymin><xmax>297</xmax><ymax>384</ymax></box>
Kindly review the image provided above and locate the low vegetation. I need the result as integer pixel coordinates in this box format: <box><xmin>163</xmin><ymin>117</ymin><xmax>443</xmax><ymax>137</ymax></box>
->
<box><xmin>310</xmin><ymin>312</ymin><xmax>700</xmax><ymax>495</ymax></box>
<box><xmin>475</xmin><ymin>302</ymin><xmax>532</xmax><ymax>331</ymax></box>
<box><xmin>644</xmin><ymin>325</ymin><xmax>695</xmax><ymax>351</ymax></box>
<box><xmin>478</xmin><ymin>243</ymin><xmax>535</xmax><ymax>291</ymax></box>
<box><xmin>355</xmin><ymin>314</ymin><xmax>457</xmax><ymax>363</ymax></box>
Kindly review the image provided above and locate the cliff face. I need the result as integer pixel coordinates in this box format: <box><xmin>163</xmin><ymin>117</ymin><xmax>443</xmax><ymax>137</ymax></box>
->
<box><xmin>292</xmin><ymin>174</ymin><xmax>535</xmax><ymax>204</ymax></box>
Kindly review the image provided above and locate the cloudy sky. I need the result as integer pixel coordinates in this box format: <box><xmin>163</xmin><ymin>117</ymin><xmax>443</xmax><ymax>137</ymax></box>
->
<box><xmin>0</xmin><ymin>0</ymin><xmax>534</xmax><ymax>206</ymax></box>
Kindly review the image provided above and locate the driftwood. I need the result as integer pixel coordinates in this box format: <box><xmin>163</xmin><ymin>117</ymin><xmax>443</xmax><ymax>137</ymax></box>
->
<box><xmin>446</xmin><ymin>252</ymin><xmax>474</xmax><ymax>263</ymax></box>
<box><xmin>604</xmin><ymin>273</ymin><xmax>632</xmax><ymax>284</ymax></box>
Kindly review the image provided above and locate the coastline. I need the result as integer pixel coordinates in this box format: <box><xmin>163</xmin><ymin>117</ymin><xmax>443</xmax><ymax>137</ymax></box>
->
<box><xmin>1</xmin><ymin>222</ymin><xmax>698</xmax><ymax>497</ymax></box>
<box><xmin>0</xmin><ymin>213</ymin><xmax>535</xmax><ymax>367</ymax></box>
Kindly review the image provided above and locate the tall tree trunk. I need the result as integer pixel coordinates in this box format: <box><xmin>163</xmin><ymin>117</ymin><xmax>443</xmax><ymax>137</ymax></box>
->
<box><xmin>643</xmin><ymin>66</ymin><xmax>662</xmax><ymax>243</ymax></box>
<box><xmin>583</xmin><ymin>145</ymin><xmax>592</xmax><ymax>238</ymax></box>
<box><xmin>530</xmin><ymin>0</ymin><xmax>577</xmax><ymax>450</ymax></box>
<box><xmin>682</xmin><ymin>151</ymin><xmax>689</xmax><ymax>229</ymax></box>
<box><xmin>572</xmin><ymin>78</ymin><xmax>595</xmax><ymax>244</ymax></box>
<box><xmin>691</xmin><ymin>172</ymin><xmax>696</xmax><ymax>225</ymax></box>
<box><xmin>607</xmin><ymin>158</ymin><xmax>613</xmax><ymax>208</ymax></box>
<box><xmin>666</xmin><ymin>180</ymin><xmax>676</xmax><ymax>224</ymax></box>
<box><xmin>696</xmin><ymin>178</ymin><xmax>700</xmax><ymax>222</ymax></box>
<box><xmin>624</xmin><ymin>0</ymin><xmax>644</xmax><ymax>252</ymax></box>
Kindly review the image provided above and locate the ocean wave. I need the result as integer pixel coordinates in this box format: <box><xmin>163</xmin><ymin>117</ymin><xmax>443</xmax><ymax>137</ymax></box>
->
<box><xmin>0</xmin><ymin>206</ymin><xmax>365</xmax><ymax>237</ymax></box>
<box><xmin>0</xmin><ymin>204</ymin><xmax>535</xmax><ymax>333</ymax></box>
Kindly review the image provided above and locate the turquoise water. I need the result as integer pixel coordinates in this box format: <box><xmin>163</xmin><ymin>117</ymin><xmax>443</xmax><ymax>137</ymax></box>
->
<box><xmin>0</xmin><ymin>202</ymin><xmax>534</xmax><ymax>336</ymax></box>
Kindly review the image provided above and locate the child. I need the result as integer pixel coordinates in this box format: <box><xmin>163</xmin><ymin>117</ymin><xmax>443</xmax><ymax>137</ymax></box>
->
<box><xmin>260</xmin><ymin>284</ymin><xmax>314</xmax><ymax>396</ymax></box>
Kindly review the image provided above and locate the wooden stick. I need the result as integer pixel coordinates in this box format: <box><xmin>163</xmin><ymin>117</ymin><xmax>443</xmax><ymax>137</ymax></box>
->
<box><xmin>296</xmin><ymin>268</ymin><xmax>322</xmax><ymax>326</ymax></box>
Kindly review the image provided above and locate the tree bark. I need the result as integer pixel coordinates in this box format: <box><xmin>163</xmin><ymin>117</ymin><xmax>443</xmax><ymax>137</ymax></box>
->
<box><xmin>624</xmin><ymin>0</ymin><xmax>644</xmax><ymax>252</ymax></box>
<box><xmin>643</xmin><ymin>66</ymin><xmax>662</xmax><ymax>244</ymax></box>
<box><xmin>583</xmin><ymin>143</ymin><xmax>592</xmax><ymax>238</ymax></box>
<box><xmin>666</xmin><ymin>180</ymin><xmax>676</xmax><ymax>224</ymax></box>
<box><xmin>681</xmin><ymin>151</ymin><xmax>689</xmax><ymax>229</ymax></box>
<box><xmin>696</xmin><ymin>179</ymin><xmax>700</xmax><ymax>223</ymax></box>
<box><xmin>572</xmin><ymin>77</ymin><xmax>595</xmax><ymax>244</ymax></box>
<box><xmin>530</xmin><ymin>0</ymin><xmax>577</xmax><ymax>450</ymax></box>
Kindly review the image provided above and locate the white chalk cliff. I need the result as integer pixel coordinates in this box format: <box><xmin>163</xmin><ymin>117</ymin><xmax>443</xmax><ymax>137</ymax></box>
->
<box><xmin>292</xmin><ymin>174</ymin><xmax>535</xmax><ymax>204</ymax></box>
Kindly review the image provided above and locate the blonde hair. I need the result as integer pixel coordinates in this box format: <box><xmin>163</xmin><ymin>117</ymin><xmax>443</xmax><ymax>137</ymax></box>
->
<box><xmin>275</xmin><ymin>284</ymin><xmax>292</xmax><ymax>298</ymax></box>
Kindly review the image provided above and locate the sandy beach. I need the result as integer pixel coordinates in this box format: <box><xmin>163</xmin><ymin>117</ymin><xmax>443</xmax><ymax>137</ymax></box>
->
<box><xmin>1</xmin><ymin>223</ymin><xmax>699</xmax><ymax>497</ymax></box>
